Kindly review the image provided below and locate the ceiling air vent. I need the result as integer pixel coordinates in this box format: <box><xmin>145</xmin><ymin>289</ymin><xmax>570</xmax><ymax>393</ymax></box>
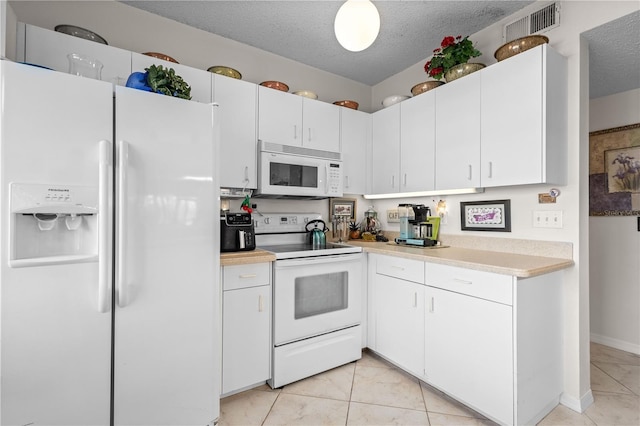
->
<box><xmin>503</xmin><ymin>2</ymin><xmax>560</xmax><ymax>43</ymax></box>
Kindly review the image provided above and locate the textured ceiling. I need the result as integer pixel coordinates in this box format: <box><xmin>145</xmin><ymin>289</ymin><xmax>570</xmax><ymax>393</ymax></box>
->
<box><xmin>121</xmin><ymin>0</ymin><xmax>535</xmax><ymax>86</ymax></box>
<box><xmin>120</xmin><ymin>1</ymin><xmax>640</xmax><ymax>98</ymax></box>
<box><xmin>583</xmin><ymin>10</ymin><xmax>640</xmax><ymax>99</ymax></box>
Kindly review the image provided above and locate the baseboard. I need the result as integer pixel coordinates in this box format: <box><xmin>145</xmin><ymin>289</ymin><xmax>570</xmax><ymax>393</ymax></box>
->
<box><xmin>560</xmin><ymin>389</ymin><xmax>594</xmax><ymax>413</ymax></box>
<box><xmin>591</xmin><ymin>333</ymin><xmax>640</xmax><ymax>355</ymax></box>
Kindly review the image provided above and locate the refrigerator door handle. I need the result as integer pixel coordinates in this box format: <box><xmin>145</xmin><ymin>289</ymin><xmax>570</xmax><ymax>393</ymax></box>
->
<box><xmin>98</xmin><ymin>139</ymin><xmax>112</xmax><ymax>313</ymax></box>
<box><xmin>116</xmin><ymin>140</ymin><xmax>129</xmax><ymax>307</ymax></box>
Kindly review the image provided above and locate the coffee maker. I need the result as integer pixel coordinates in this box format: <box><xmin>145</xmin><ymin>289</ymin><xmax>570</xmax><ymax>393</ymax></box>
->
<box><xmin>395</xmin><ymin>204</ymin><xmax>436</xmax><ymax>247</ymax></box>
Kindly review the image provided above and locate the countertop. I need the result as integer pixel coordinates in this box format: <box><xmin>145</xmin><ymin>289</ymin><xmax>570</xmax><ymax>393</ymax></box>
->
<box><xmin>219</xmin><ymin>241</ymin><xmax>574</xmax><ymax>278</ymax></box>
<box><xmin>343</xmin><ymin>240</ymin><xmax>574</xmax><ymax>278</ymax></box>
<box><xmin>220</xmin><ymin>249</ymin><xmax>276</xmax><ymax>266</ymax></box>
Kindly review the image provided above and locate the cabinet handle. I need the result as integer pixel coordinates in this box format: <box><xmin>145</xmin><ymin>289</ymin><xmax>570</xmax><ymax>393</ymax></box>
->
<box><xmin>488</xmin><ymin>161</ymin><xmax>493</xmax><ymax>178</ymax></box>
<box><xmin>293</xmin><ymin>125</ymin><xmax>298</xmax><ymax>140</ymax></box>
<box><xmin>308</xmin><ymin>127</ymin><xmax>312</xmax><ymax>142</ymax></box>
<box><xmin>345</xmin><ymin>176</ymin><xmax>350</xmax><ymax>189</ymax></box>
<box><xmin>429</xmin><ymin>297</ymin><xmax>435</xmax><ymax>313</ymax></box>
<box><xmin>453</xmin><ymin>278</ymin><xmax>473</xmax><ymax>285</ymax></box>
<box><xmin>468</xmin><ymin>165</ymin><xmax>472</xmax><ymax>181</ymax></box>
<box><xmin>391</xmin><ymin>175</ymin><xmax>395</xmax><ymax>188</ymax></box>
<box><xmin>413</xmin><ymin>292</ymin><xmax>418</xmax><ymax>308</ymax></box>
<box><xmin>239</xmin><ymin>274</ymin><xmax>257</xmax><ymax>279</ymax></box>
<box><xmin>391</xmin><ymin>265</ymin><xmax>405</xmax><ymax>271</ymax></box>
<box><xmin>244</xmin><ymin>166</ymin><xmax>249</xmax><ymax>182</ymax></box>
<box><xmin>258</xmin><ymin>295</ymin><xmax>264</xmax><ymax>312</ymax></box>
<box><xmin>403</xmin><ymin>173</ymin><xmax>407</xmax><ymax>187</ymax></box>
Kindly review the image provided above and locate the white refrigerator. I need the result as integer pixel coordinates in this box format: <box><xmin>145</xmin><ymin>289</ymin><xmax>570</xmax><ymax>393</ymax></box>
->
<box><xmin>0</xmin><ymin>60</ymin><xmax>220</xmax><ymax>425</ymax></box>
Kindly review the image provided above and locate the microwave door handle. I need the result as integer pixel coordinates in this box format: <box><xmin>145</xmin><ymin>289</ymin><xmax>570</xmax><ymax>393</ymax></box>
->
<box><xmin>325</xmin><ymin>164</ymin><xmax>329</xmax><ymax>194</ymax></box>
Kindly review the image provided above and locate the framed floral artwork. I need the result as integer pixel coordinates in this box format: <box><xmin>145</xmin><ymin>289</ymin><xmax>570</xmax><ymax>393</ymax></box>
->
<box><xmin>589</xmin><ymin>123</ymin><xmax>640</xmax><ymax>216</ymax></box>
<box><xmin>460</xmin><ymin>200</ymin><xmax>511</xmax><ymax>232</ymax></box>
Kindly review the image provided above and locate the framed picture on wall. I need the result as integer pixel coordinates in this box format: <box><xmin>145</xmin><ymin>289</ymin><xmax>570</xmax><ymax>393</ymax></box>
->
<box><xmin>460</xmin><ymin>200</ymin><xmax>511</xmax><ymax>232</ymax></box>
<box><xmin>329</xmin><ymin>198</ymin><xmax>356</xmax><ymax>221</ymax></box>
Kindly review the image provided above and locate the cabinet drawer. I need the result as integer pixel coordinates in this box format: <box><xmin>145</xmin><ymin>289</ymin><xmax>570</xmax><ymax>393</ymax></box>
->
<box><xmin>223</xmin><ymin>263</ymin><xmax>271</xmax><ymax>290</ymax></box>
<box><xmin>375</xmin><ymin>255</ymin><xmax>424</xmax><ymax>284</ymax></box>
<box><xmin>425</xmin><ymin>263</ymin><xmax>512</xmax><ymax>305</ymax></box>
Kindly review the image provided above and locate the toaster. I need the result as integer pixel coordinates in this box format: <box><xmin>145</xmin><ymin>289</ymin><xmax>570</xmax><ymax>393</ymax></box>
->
<box><xmin>220</xmin><ymin>212</ymin><xmax>256</xmax><ymax>252</ymax></box>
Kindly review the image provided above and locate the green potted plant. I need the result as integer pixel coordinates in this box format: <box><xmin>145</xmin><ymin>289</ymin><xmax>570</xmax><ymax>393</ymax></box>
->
<box><xmin>146</xmin><ymin>64</ymin><xmax>192</xmax><ymax>100</ymax></box>
<box><xmin>424</xmin><ymin>35</ymin><xmax>483</xmax><ymax>82</ymax></box>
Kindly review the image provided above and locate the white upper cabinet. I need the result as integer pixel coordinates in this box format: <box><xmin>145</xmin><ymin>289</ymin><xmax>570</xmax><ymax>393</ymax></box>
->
<box><xmin>131</xmin><ymin>53</ymin><xmax>212</xmax><ymax>104</ymax></box>
<box><xmin>400</xmin><ymin>91</ymin><xmax>436</xmax><ymax>192</ymax></box>
<box><xmin>258</xmin><ymin>86</ymin><xmax>302</xmax><ymax>146</ymax></box>
<box><xmin>371</xmin><ymin>104</ymin><xmax>401</xmax><ymax>194</ymax></box>
<box><xmin>435</xmin><ymin>72</ymin><xmax>482</xmax><ymax>190</ymax></box>
<box><xmin>480</xmin><ymin>44</ymin><xmax>567</xmax><ymax>187</ymax></box>
<box><xmin>258</xmin><ymin>87</ymin><xmax>340</xmax><ymax>152</ymax></box>
<box><xmin>213</xmin><ymin>75</ymin><xmax>258</xmax><ymax>190</ymax></box>
<box><xmin>17</xmin><ymin>23</ymin><xmax>131</xmax><ymax>86</ymax></box>
<box><xmin>302</xmin><ymin>98</ymin><xmax>341</xmax><ymax>152</ymax></box>
<box><xmin>340</xmin><ymin>108</ymin><xmax>370</xmax><ymax>194</ymax></box>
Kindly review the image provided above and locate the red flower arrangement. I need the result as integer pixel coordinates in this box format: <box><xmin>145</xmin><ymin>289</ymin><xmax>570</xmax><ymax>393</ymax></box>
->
<box><xmin>424</xmin><ymin>35</ymin><xmax>482</xmax><ymax>80</ymax></box>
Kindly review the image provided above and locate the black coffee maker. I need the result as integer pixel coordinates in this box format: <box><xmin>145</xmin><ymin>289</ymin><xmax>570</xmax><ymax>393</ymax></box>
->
<box><xmin>220</xmin><ymin>212</ymin><xmax>256</xmax><ymax>252</ymax></box>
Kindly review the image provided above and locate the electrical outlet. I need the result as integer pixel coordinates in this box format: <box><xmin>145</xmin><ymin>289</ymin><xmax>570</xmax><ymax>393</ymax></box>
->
<box><xmin>387</xmin><ymin>209</ymin><xmax>399</xmax><ymax>223</ymax></box>
<box><xmin>533</xmin><ymin>210</ymin><xmax>563</xmax><ymax>228</ymax></box>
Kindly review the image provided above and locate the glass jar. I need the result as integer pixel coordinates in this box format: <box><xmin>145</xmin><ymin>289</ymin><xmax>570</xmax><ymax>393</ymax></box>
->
<box><xmin>363</xmin><ymin>206</ymin><xmax>379</xmax><ymax>233</ymax></box>
<box><xmin>68</xmin><ymin>53</ymin><xmax>103</xmax><ymax>80</ymax></box>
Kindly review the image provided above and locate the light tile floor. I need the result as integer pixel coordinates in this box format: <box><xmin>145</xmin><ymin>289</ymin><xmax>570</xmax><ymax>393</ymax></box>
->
<box><xmin>219</xmin><ymin>342</ymin><xmax>640</xmax><ymax>425</ymax></box>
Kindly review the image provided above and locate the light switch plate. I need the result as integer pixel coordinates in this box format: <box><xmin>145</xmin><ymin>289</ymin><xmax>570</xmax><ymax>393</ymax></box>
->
<box><xmin>533</xmin><ymin>210</ymin><xmax>563</xmax><ymax>228</ymax></box>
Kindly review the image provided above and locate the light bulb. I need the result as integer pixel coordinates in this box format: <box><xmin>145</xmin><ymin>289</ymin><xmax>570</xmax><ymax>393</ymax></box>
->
<box><xmin>334</xmin><ymin>0</ymin><xmax>380</xmax><ymax>52</ymax></box>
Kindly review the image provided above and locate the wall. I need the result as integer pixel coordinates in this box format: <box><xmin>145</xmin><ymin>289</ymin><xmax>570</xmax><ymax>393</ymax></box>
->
<box><xmin>589</xmin><ymin>88</ymin><xmax>640</xmax><ymax>354</ymax></box>
<box><xmin>369</xmin><ymin>0</ymin><xmax>640</xmax><ymax>412</ymax></box>
<box><xmin>7</xmin><ymin>0</ymin><xmax>373</xmax><ymax>111</ymax></box>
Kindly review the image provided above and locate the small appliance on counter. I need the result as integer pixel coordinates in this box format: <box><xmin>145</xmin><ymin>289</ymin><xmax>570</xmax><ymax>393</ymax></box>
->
<box><xmin>220</xmin><ymin>211</ymin><xmax>256</xmax><ymax>252</ymax></box>
<box><xmin>395</xmin><ymin>204</ymin><xmax>438</xmax><ymax>247</ymax></box>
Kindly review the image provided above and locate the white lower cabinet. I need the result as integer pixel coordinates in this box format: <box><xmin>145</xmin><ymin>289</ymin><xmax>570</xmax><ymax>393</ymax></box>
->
<box><xmin>424</xmin><ymin>285</ymin><xmax>513</xmax><ymax>424</ymax></box>
<box><xmin>222</xmin><ymin>263</ymin><xmax>271</xmax><ymax>395</ymax></box>
<box><xmin>367</xmin><ymin>255</ymin><xmax>563</xmax><ymax>426</ymax></box>
<box><xmin>424</xmin><ymin>263</ymin><xmax>563</xmax><ymax>426</ymax></box>
<box><xmin>368</xmin><ymin>254</ymin><xmax>425</xmax><ymax>378</ymax></box>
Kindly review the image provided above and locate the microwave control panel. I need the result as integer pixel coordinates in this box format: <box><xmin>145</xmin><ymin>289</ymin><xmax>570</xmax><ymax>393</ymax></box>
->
<box><xmin>327</xmin><ymin>163</ymin><xmax>342</xmax><ymax>195</ymax></box>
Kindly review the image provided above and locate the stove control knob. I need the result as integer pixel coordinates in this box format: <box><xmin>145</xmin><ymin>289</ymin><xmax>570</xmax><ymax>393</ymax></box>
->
<box><xmin>264</xmin><ymin>217</ymin><xmax>271</xmax><ymax>225</ymax></box>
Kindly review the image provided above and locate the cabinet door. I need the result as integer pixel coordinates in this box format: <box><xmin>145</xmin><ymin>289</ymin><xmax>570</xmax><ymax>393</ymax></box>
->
<box><xmin>400</xmin><ymin>91</ymin><xmax>436</xmax><ymax>192</ymax></box>
<box><xmin>303</xmin><ymin>98</ymin><xmax>341</xmax><ymax>152</ymax></box>
<box><xmin>340</xmin><ymin>108</ymin><xmax>370</xmax><ymax>194</ymax></box>
<box><xmin>131</xmin><ymin>53</ymin><xmax>212</xmax><ymax>104</ymax></box>
<box><xmin>372</xmin><ymin>273</ymin><xmax>425</xmax><ymax>377</ymax></box>
<box><xmin>425</xmin><ymin>286</ymin><xmax>513</xmax><ymax>425</ymax></box>
<box><xmin>435</xmin><ymin>72</ymin><xmax>481</xmax><ymax>190</ymax></box>
<box><xmin>371</xmin><ymin>104</ymin><xmax>401</xmax><ymax>194</ymax></box>
<box><xmin>258</xmin><ymin>86</ymin><xmax>302</xmax><ymax>146</ymax></box>
<box><xmin>20</xmin><ymin>23</ymin><xmax>131</xmax><ymax>86</ymax></box>
<box><xmin>213</xmin><ymin>75</ymin><xmax>258</xmax><ymax>189</ymax></box>
<box><xmin>222</xmin><ymin>285</ymin><xmax>271</xmax><ymax>394</ymax></box>
<box><xmin>481</xmin><ymin>47</ymin><xmax>543</xmax><ymax>187</ymax></box>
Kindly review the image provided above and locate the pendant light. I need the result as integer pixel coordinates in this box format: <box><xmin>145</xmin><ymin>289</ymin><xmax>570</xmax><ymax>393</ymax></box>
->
<box><xmin>334</xmin><ymin>0</ymin><xmax>380</xmax><ymax>52</ymax></box>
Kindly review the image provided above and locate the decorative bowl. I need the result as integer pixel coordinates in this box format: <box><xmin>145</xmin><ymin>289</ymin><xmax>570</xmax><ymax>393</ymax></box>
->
<box><xmin>260</xmin><ymin>81</ymin><xmax>289</xmax><ymax>92</ymax></box>
<box><xmin>293</xmin><ymin>90</ymin><xmax>318</xmax><ymax>100</ymax></box>
<box><xmin>333</xmin><ymin>100</ymin><xmax>359</xmax><ymax>110</ymax></box>
<box><xmin>444</xmin><ymin>63</ymin><xmax>485</xmax><ymax>83</ymax></box>
<box><xmin>55</xmin><ymin>24</ymin><xmax>107</xmax><ymax>45</ymax></box>
<box><xmin>208</xmin><ymin>66</ymin><xmax>242</xmax><ymax>79</ymax></box>
<box><xmin>411</xmin><ymin>81</ymin><xmax>445</xmax><ymax>96</ymax></box>
<box><xmin>494</xmin><ymin>35</ymin><xmax>549</xmax><ymax>62</ymax></box>
<box><xmin>382</xmin><ymin>95</ymin><xmax>409</xmax><ymax>108</ymax></box>
<box><xmin>143</xmin><ymin>52</ymin><xmax>179</xmax><ymax>64</ymax></box>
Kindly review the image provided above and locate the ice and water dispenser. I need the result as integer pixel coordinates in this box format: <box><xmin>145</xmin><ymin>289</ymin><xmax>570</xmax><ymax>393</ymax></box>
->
<box><xmin>9</xmin><ymin>183</ymin><xmax>99</xmax><ymax>267</ymax></box>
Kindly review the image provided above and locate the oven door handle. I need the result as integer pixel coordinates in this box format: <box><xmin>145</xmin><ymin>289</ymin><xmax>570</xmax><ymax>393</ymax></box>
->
<box><xmin>275</xmin><ymin>253</ymin><xmax>362</xmax><ymax>267</ymax></box>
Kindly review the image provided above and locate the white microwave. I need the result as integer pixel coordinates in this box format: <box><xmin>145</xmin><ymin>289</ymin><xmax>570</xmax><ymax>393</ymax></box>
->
<box><xmin>256</xmin><ymin>141</ymin><xmax>343</xmax><ymax>199</ymax></box>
